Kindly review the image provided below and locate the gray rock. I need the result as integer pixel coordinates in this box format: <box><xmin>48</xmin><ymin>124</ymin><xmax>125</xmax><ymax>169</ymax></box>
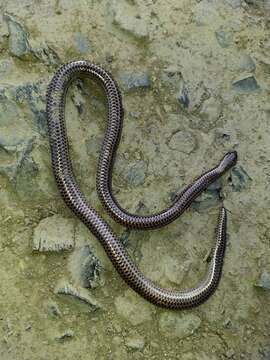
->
<box><xmin>255</xmin><ymin>271</ymin><xmax>270</xmax><ymax>290</ymax></box>
<box><xmin>4</xmin><ymin>14</ymin><xmax>59</xmax><ymax>65</ymax></box>
<box><xmin>0</xmin><ymin>15</ymin><xmax>9</xmax><ymax>40</ymax></box>
<box><xmin>193</xmin><ymin>1</ymin><xmax>220</xmax><ymax>26</ymax></box>
<box><xmin>0</xmin><ymin>136</ymin><xmax>31</xmax><ymax>181</ymax></box>
<box><xmin>4</xmin><ymin>14</ymin><xmax>31</xmax><ymax>58</ymax></box>
<box><xmin>224</xmin><ymin>0</ymin><xmax>241</xmax><ymax>8</ymax></box>
<box><xmin>13</xmin><ymin>81</ymin><xmax>47</xmax><ymax>135</ymax></box>
<box><xmin>109</xmin><ymin>0</ymin><xmax>149</xmax><ymax>39</ymax></box>
<box><xmin>0</xmin><ymin>93</ymin><xmax>19</xmax><ymax>128</ymax></box>
<box><xmin>185</xmin><ymin>84</ymin><xmax>207</xmax><ymax>114</ymax></box>
<box><xmin>32</xmin><ymin>44</ymin><xmax>60</xmax><ymax>66</ymax></box>
<box><xmin>55</xmin><ymin>329</ymin><xmax>74</xmax><ymax>343</ymax></box>
<box><xmin>47</xmin><ymin>302</ymin><xmax>61</xmax><ymax>318</ymax></box>
<box><xmin>126</xmin><ymin>160</ymin><xmax>147</xmax><ymax>187</ymax></box>
<box><xmin>15</xmin><ymin>149</ymin><xmax>39</xmax><ymax>197</ymax></box>
<box><xmin>225</xmin><ymin>52</ymin><xmax>256</xmax><ymax>73</ymax></box>
<box><xmin>232</xmin><ymin>75</ymin><xmax>260</xmax><ymax>91</ymax></box>
<box><xmin>119</xmin><ymin>71</ymin><xmax>151</xmax><ymax>91</ymax></box>
<box><xmin>74</xmin><ymin>32</ymin><xmax>92</xmax><ymax>54</ymax></box>
<box><xmin>226</xmin><ymin>53</ymin><xmax>256</xmax><ymax>72</ymax></box>
<box><xmin>162</xmin><ymin>67</ymin><xmax>182</xmax><ymax>88</ymax></box>
<box><xmin>161</xmin><ymin>68</ymin><xmax>190</xmax><ymax>108</ymax></box>
<box><xmin>0</xmin><ymin>59</ymin><xmax>13</xmax><ymax>80</ymax></box>
<box><xmin>192</xmin><ymin>179</ymin><xmax>222</xmax><ymax>210</ymax></box>
<box><xmin>238</xmin><ymin>54</ymin><xmax>256</xmax><ymax>72</ymax></box>
<box><xmin>68</xmin><ymin>245</ymin><xmax>102</xmax><ymax>288</ymax></box>
<box><xmin>54</xmin><ymin>281</ymin><xmax>101</xmax><ymax>310</ymax></box>
<box><xmin>32</xmin><ymin>215</ymin><xmax>75</xmax><ymax>252</ymax></box>
<box><xmin>159</xmin><ymin>312</ymin><xmax>201</xmax><ymax>339</ymax></box>
<box><xmin>177</xmin><ymin>86</ymin><xmax>190</xmax><ymax>108</ymax></box>
<box><xmin>168</xmin><ymin>130</ymin><xmax>197</xmax><ymax>154</ymax></box>
<box><xmin>114</xmin><ymin>290</ymin><xmax>154</xmax><ymax>326</ymax></box>
<box><xmin>0</xmin><ymin>93</ymin><xmax>40</xmax><ymax>198</ymax></box>
<box><xmin>0</xmin><ymin>136</ymin><xmax>38</xmax><ymax>195</ymax></box>
<box><xmin>125</xmin><ymin>336</ymin><xmax>145</xmax><ymax>352</ymax></box>
<box><xmin>215</xmin><ymin>30</ymin><xmax>234</xmax><ymax>48</ymax></box>
<box><xmin>230</xmin><ymin>166</ymin><xmax>252</xmax><ymax>191</ymax></box>
<box><xmin>25</xmin><ymin>324</ymin><xmax>32</xmax><ymax>331</ymax></box>
<box><xmin>223</xmin><ymin>318</ymin><xmax>233</xmax><ymax>329</ymax></box>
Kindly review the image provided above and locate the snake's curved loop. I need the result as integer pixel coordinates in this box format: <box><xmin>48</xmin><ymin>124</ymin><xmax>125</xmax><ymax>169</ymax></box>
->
<box><xmin>46</xmin><ymin>60</ymin><xmax>234</xmax><ymax>308</ymax></box>
<box><xmin>48</xmin><ymin>60</ymin><xmax>237</xmax><ymax>230</ymax></box>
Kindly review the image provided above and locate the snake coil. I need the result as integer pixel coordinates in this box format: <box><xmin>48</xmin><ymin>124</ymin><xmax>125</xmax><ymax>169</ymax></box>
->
<box><xmin>46</xmin><ymin>60</ymin><xmax>237</xmax><ymax>308</ymax></box>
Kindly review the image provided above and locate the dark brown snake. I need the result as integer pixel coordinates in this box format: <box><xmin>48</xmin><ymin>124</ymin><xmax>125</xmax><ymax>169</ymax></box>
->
<box><xmin>46</xmin><ymin>60</ymin><xmax>237</xmax><ymax>309</ymax></box>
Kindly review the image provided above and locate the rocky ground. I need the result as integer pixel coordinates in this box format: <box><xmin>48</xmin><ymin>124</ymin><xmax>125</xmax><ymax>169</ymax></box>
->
<box><xmin>0</xmin><ymin>0</ymin><xmax>269</xmax><ymax>359</ymax></box>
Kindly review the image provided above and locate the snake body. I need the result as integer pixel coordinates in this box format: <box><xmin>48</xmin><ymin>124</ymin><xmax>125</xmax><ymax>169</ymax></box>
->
<box><xmin>46</xmin><ymin>60</ymin><xmax>236</xmax><ymax>308</ymax></box>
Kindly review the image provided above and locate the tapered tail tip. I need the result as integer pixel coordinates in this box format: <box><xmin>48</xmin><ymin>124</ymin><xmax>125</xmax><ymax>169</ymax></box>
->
<box><xmin>220</xmin><ymin>206</ymin><xmax>226</xmax><ymax>216</ymax></box>
<box><xmin>219</xmin><ymin>206</ymin><xmax>227</xmax><ymax>224</ymax></box>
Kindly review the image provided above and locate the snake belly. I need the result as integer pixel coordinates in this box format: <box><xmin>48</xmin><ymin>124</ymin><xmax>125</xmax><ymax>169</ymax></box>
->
<box><xmin>46</xmin><ymin>60</ymin><xmax>234</xmax><ymax>308</ymax></box>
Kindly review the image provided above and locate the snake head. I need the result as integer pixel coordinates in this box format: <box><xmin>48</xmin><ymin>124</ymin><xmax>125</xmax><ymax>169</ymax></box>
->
<box><xmin>218</xmin><ymin>151</ymin><xmax>238</xmax><ymax>173</ymax></box>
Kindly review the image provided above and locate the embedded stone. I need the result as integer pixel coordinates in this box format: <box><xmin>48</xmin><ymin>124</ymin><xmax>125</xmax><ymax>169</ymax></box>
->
<box><xmin>32</xmin><ymin>215</ymin><xmax>75</xmax><ymax>252</ymax></box>
<box><xmin>255</xmin><ymin>271</ymin><xmax>270</xmax><ymax>290</ymax></box>
<box><xmin>119</xmin><ymin>71</ymin><xmax>151</xmax><ymax>91</ymax></box>
<box><xmin>232</xmin><ymin>75</ymin><xmax>260</xmax><ymax>91</ymax></box>
<box><xmin>68</xmin><ymin>245</ymin><xmax>102</xmax><ymax>288</ymax></box>
<box><xmin>4</xmin><ymin>14</ymin><xmax>31</xmax><ymax>58</ymax></box>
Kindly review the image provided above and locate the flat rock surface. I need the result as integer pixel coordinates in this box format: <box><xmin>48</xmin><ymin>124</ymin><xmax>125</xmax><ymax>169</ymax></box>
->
<box><xmin>32</xmin><ymin>215</ymin><xmax>75</xmax><ymax>251</ymax></box>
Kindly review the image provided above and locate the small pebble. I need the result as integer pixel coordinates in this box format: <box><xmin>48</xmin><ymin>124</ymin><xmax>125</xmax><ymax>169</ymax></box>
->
<box><xmin>68</xmin><ymin>245</ymin><xmax>102</xmax><ymax>289</ymax></box>
<box><xmin>25</xmin><ymin>324</ymin><xmax>32</xmax><ymax>331</ymax></box>
<box><xmin>178</xmin><ymin>88</ymin><xmax>190</xmax><ymax>108</ymax></box>
<box><xmin>232</xmin><ymin>75</ymin><xmax>260</xmax><ymax>91</ymax></box>
<box><xmin>125</xmin><ymin>336</ymin><xmax>145</xmax><ymax>352</ymax></box>
<box><xmin>54</xmin><ymin>281</ymin><xmax>102</xmax><ymax>310</ymax></box>
<box><xmin>4</xmin><ymin>14</ymin><xmax>31</xmax><ymax>58</ymax></box>
<box><xmin>32</xmin><ymin>215</ymin><xmax>75</xmax><ymax>252</ymax></box>
<box><xmin>119</xmin><ymin>71</ymin><xmax>151</xmax><ymax>91</ymax></box>
<box><xmin>215</xmin><ymin>30</ymin><xmax>234</xmax><ymax>48</ymax></box>
<box><xmin>47</xmin><ymin>302</ymin><xmax>61</xmax><ymax>318</ymax></box>
<box><xmin>55</xmin><ymin>329</ymin><xmax>74</xmax><ymax>343</ymax></box>
<box><xmin>255</xmin><ymin>271</ymin><xmax>270</xmax><ymax>290</ymax></box>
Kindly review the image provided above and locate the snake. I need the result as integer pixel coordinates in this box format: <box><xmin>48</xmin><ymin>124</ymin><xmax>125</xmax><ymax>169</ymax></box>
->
<box><xmin>46</xmin><ymin>60</ymin><xmax>237</xmax><ymax>309</ymax></box>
